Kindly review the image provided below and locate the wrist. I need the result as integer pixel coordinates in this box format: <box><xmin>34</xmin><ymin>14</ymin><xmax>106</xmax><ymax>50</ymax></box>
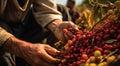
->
<box><xmin>2</xmin><ymin>37</ymin><xmax>31</xmax><ymax>57</ymax></box>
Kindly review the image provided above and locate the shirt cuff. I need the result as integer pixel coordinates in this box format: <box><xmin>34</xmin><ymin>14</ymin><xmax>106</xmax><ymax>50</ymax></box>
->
<box><xmin>0</xmin><ymin>27</ymin><xmax>13</xmax><ymax>46</ymax></box>
<box><xmin>34</xmin><ymin>13</ymin><xmax>62</xmax><ymax>28</ymax></box>
<box><xmin>42</xmin><ymin>15</ymin><xmax>62</xmax><ymax>28</ymax></box>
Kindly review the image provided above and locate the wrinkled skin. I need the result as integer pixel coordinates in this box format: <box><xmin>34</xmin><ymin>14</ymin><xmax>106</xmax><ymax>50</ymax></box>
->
<box><xmin>48</xmin><ymin>20</ymin><xmax>78</xmax><ymax>42</ymax></box>
<box><xmin>2</xmin><ymin>19</ymin><xmax>78</xmax><ymax>66</ymax></box>
<box><xmin>3</xmin><ymin>37</ymin><xmax>60</xmax><ymax>66</ymax></box>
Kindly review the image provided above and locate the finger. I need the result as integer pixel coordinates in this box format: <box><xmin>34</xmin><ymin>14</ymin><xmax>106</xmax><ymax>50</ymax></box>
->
<box><xmin>63</xmin><ymin>28</ymin><xmax>73</xmax><ymax>42</ymax></box>
<box><xmin>66</xmin><ymin>31</ymin><xmax>74</xmax><ymax>39</ymax></box>
<box><xmin>63</xmin><ymin>30</ymin><xmax>74</xmax><ymax>40</ymax></box>
<box><xmin>63</xmin><ymin>31</ymin><xmax>70</xmax><ymax>41</ymax></box>
<box><xmin>40</xmin><ymin>47</ymin><xmax>60</xmax><ymax>64</ymax></box>
<box><xmin>45</xmin><ymin>45</ymin><xmax>60</xmax><ymax>56</ymax></box>
<box><xmin>68</xmin><ymin>22</ymin><xmax>79</xmax><ymax>30</ymax></box>
<box><xmin>54</xmin><ymin>28</ymin><xmax>65</xmax><ymax>42</ymax></box>
<box><xmin>70</xmin><ymin>24</ymin><xmax>79</xmax><ymax>30</ymax></box>
<box><xmin>60</xmin><ymin>21</ymin><xmax>79</xmax><ymax>30</ymax></box>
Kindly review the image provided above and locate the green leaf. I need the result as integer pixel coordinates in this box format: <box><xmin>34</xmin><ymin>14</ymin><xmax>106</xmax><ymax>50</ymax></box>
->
<box><xmin>106</xmin><ymin>39</ymin><xmax>117</xmax><ymax>44</ymax></box>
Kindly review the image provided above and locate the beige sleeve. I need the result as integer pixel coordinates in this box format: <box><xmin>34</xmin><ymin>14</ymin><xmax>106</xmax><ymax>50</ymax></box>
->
<box><xmin>32</xmin><ymin>0</ymin><xmax>62</xmax><ymax>28</ymax></box>
<box><xmin>0</xmin><ymin>27</ymin><xmax>13</xmax><ymax>46</ymax></box>
<box><xmin>0</xmin><ymin>0</ymin><xmax>7</xmax><ymax>15</ymax></box>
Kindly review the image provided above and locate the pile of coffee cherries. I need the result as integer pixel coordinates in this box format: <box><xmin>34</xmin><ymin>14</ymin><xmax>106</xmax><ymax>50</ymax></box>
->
<box><xmin>56</xmin><ymin>18</ymin><xmax>120</xmax><ymax>66</ymax></box>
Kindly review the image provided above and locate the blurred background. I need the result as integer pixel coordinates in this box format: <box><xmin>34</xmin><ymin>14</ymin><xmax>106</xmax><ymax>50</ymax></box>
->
<box><xmin>55</xmin><ymin>0</ymin><xmax>117</xmax><ymax>30</ymax></box>
<box><xmin>56</xmin><ymin>0</ymin><xmax>84</xmax><ymax>5</ymax></box>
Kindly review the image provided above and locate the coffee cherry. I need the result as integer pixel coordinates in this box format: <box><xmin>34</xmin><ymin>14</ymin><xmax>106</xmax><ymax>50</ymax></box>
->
<box><xmin>98</xmin><ymin>62</ymin><xmax>108</xmax><ymax>66</ymax></box>
<box><xmin>89</xmin><ymin>56</ymin><xmax>96</xmax><ymax>63</ymax></box>
<box><xmin>57</xmin><ymin>19</ymin><xmax>120</xmax><ymax>66</ymax></box>
<box><xmin>89</xmin><ymin>63</ymin><xmax>97</xmax><ymax>66</ymax></box>
<box><xmin>68</xmin><ymin>40</ymin><xmax>73</xmax><ymax>46</ymax></box>
<box><xmin>107</xmin><ymin>55</ymin><xmax>116</xmax><ymax>64</ymax></box>
<box><xmin>63</xmin><ymin>28</ymin><xmax>68</xmax><ymax>33</ymax></box>
<box><xmin>94</xmin><ymin>50</ymin><xmax>102</xmax><ymax>58</ymax></box>
<box><xmin>82</xmin><ymin>54</ymin><xmax>88</xmax><ymax>60</ymax></box>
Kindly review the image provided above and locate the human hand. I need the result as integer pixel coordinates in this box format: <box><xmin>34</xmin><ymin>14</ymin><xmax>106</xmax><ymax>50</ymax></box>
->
<box><xmin>23</xmin><ymin>44</ymin><xmax>60</xmax><ymax>66</ymax></box>
<box><xmin>48</xmin><ymin>20</ymin><xmax>78</xmax><ymax>42</ymax></box>
<box><xmin>3</xmin><ymin>37</ymin><xmax>60</xmax><ymax>66</ymax></box>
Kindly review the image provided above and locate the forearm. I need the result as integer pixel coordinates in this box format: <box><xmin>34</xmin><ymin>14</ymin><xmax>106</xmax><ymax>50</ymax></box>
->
<box><xmin>2</xmin><ymin>36</ymin><xmax>31</xmax><ymax>58</ymax></box>
<box><xmin>2</xmin><ymin>36</ymin><xmax>60</xmax><ymax>66</ymax></box>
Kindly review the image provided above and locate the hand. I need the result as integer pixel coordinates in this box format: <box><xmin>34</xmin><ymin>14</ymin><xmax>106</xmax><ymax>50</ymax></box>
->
<box><xmin>48</xmin><ymin>20</ymin><xmax>78</xmax><ymax>42</ymax></box>
<box><xmin>24</xmin><ymin>44</ymin><xmax>60</xmax><ymax>66</ymax></box>
<box><xmin>3</xmin><ymin>37</ymin><xmax>60</xmax><ymax>66</ymax></box>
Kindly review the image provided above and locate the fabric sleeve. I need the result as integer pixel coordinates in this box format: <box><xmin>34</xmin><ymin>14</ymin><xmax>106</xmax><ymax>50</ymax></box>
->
<box><xmin>0</xmin><ymin>27</ymin><xmax>13</xmax><ymax>46</ymax></box>
<box><xmin>0</xmin><ymin>0</ymin><xmax>7</xmax><ymax>15</ymax></box>
<box><xmin>32</xmin><ymin>0</ymin><xmax>62</xmax><ymax>28</ymax></box>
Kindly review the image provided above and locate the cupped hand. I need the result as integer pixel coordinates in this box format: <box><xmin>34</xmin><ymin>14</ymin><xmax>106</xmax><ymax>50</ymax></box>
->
<box><xmin>48</xmin><ymin>20</ymin><xmax>78</xmax><ymax>42</ymax></box>
<box><xmin>23</xmin><ymin>44</ymin><xmax>60</xmax><ymax>66</ymax></box>
<box><xmin>3</xmin><ymin>37</ymin><xmax>60</xmax><ymax>66</ymax></box>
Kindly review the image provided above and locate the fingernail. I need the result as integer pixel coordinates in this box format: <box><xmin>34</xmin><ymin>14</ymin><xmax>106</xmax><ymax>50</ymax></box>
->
<box><xmin>56</xmin><ymin>51</ymin><xmax>60</xmax><ymax>53</ymax></box>
<box><xmin>56</xmin><ymin>59</ymin><xmax>61</xmax><ymax>62</ymax></box>
<box><xmin>75</xmin><ymin>27</ymin><xmax>79</xmax><ymax>30</ymax></box>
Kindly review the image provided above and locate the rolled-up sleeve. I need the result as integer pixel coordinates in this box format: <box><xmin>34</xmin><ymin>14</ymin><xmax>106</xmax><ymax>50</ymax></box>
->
<box><xmin>0</xmin><ymin>27</ymin><xmax>13</xmax><ymax>46</ymax></box>
<box><xmin>32</xmin><ymin>0</ymin><xmax>62</xmax><ymax>28</ymax></box>
<box><xmin>0</xmin><ymin>0</ymin><xmax>7</xmax><ymax>15</ymax></box>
